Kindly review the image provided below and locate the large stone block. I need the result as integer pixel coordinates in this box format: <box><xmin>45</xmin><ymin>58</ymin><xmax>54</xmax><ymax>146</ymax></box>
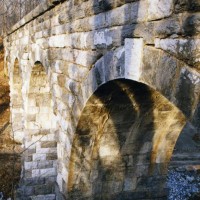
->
<box><xmin>106</xmin><ymin>4</ymin><xmax>130</xmax><ymax>27</ymax></box>
<box><xmin>155</xmin><ymin>38</ymin><xmax>200</xmax><ymax>69</ymax></box>
<box><xmin>94</xmin><ymin>29</ymin><xmax>113</xmax><ymax>49</ymax></box>
<box><xmin>125</xmin><ymin>38</ymin><xmax>144</xmax><ymax>80</ymax></box>
<box><xmin>154</xmin><ymin>16</ymin><xmax>181</xmax><ymax>38</ymax></box>
<box><xmin>148</xmin><ymin>0</ymin><xmax>174</xmax><ymax>21</ymax></box>
<box><xmin>48</xmin><ymin>35</ymin><xmax>71</xmax><ymax>48</ymax></box>
<box><xmin>130</xmin><ymin>0</ymin><xmax>148</xmax><ymax>23</ymax></box>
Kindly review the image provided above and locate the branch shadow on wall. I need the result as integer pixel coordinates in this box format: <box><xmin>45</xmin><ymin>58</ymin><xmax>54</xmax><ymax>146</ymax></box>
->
<box><xmin>67</xmin><ymin>75</ymin><xmax>188</xmax><ymax>199</ymax></box>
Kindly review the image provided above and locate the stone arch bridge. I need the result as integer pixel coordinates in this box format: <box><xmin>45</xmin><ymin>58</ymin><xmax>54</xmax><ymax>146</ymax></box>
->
<box><xmin>3</xmin><ymin>0</ymin><xmax>200</xmax><ymax>199</ymax></box>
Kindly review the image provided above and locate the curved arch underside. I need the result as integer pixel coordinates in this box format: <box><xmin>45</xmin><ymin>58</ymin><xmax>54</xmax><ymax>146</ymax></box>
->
<box><xmin>68</xmin><ymin>79</ymin><xmax>186</xmax><ymax>199</ymax></box>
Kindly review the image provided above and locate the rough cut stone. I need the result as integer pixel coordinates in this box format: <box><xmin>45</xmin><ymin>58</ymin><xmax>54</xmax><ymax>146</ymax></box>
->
<box><xmin>3</xmin><ymin>0</ymin><xmax>200</xmax><ymax>199</ymax></box>
<box><xmin>148</xmin><ymin>0</ymin><xmax>174</xmax><ymax>21</ymax></box>
<box><xmin>125</xmin><ymin>38</ymin><xmax>144</xmax><ymax>80</ymax></box>
<box><xmin>155</xmin><ymin>38</ymin><xmax>200</xmax><ymax>69</ymax></box>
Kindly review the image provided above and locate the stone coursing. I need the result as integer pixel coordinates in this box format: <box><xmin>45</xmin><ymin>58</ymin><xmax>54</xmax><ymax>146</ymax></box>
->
<box><xmin>3</xmin><ymin>0</ymin><xmax>200</xmax><ymax>199</ymax></box>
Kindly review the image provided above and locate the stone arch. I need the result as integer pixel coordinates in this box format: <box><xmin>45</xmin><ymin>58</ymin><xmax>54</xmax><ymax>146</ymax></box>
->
<box><xmin>76</xmin><ymin>44</ymin><xmax>199</xmax><ymax>122</ymax></box>
<box><xmin>71</xmin><ymin>46</ymin><xmax>192</xmax><ymax>129</ymax></box>
<box><xmin>67</xmin><ymin>79</ymin><xmax>186</xmax><ymax>199</ymax></box>
<box><xmin>67</xmin><ymin>45</ymin><xmax>199</xmax><ymax>166</ymax></box>
<box><xmin>23</xmin><ymin>61</ymin><xmax>57</xmax><ymax>185</ymax></box>
<box><xmin>10</xmin><ymin>58</ymin><xmax>24</xmax><ymax>143</ymax></box>
<box><xmin>69</xmin><ymin>45</ymin><xmax>199</xmax><ymax>145</ymax></box>
<box><xmin>25</xmin><ymin>61</ymin><xmax>56</xmax><ymax>135</ymax></box>
<box><xmin>65</xmin><ymin>45</ymin><xmax>200</xmax><ymax>198</ymax></box>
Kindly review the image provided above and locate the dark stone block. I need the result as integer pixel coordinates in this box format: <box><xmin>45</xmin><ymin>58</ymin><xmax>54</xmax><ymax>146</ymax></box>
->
<box><xmin>182</xmin><ymin>14</ymin><xmax>200</xmax><ymax>36</ymax></box>
<box><xmin>24</xmin><ymin>186</ymin><xmax>35</xmax><ymax>196</ymax></box>
<box><xmin>34</xmin><ymin>184</ymin><xmax>54</xmax><ymax>195</ymax></box>
<box><xmin>23</xmin><ymin>177</ymin><xmax>45</xmax><ymax>186</ymax></box>
<box><xmin>46</xmin><ymin>153</ymin><xmax>57</xmax><ymax>160</ymax></box>
<box><xmin>41</xmin><ymin>141</ymin><xmax>57</xmax><ymax>148</ymax></box>
<box><xmin>175</xmin><ymin>70</ymin><xmax>198</xmax><ymax>118</ymax></box>
<box><xmin>175</xmin><ymin>0</ymin><xmax>200</xmax><ymax>12</ymax></box>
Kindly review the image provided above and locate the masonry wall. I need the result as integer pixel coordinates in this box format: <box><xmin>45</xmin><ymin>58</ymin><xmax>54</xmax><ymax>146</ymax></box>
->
<box><xmin>3</xmin><ymin>0</ymin><xmax>200</xmax><ymax>199</ymax></box>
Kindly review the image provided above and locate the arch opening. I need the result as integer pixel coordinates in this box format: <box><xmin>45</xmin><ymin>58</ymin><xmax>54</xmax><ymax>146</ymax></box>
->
<box><xmin>26</xmin><ymin>62</ymin><xmax>56</xmax><ymax>131</ymax></box>
<box><xmin>67</xmin><ymin>79</ymin><xmax>186</xmax><ymax>199</ymax></box>
<box><xmin>20</xmin><ymin>62</ymin><xmax>57</xmax><ymax>197</ymax></box>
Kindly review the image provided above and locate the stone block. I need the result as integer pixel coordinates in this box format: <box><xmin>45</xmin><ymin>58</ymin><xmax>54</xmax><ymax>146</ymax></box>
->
<box><xmin>57</xmin><ymin>74</ymin><xmax>67</xmax><ymax>88</ymax></box>
<box><xmin>67</xmin><ymin>63</ymin><xmax>89</xmax><ymax>81</ymax></box>
<box><xmin>40</xmin><ymin>133</ymin><xmax>56</xmax><ymax>141</ymax></box>
<box><xmin>30</xmin><ymin>194</ymin><xmax>56</xmax><ymax>200</ymax></box>
<box><xmin>148</xmin><ymin>0</ymin><xmax>174</xmax><ymax>21</ymax></box>
<box><xmin>48</xmin><ymin>35</ymin><xmax>71</xmax><ymax>48</ymax></box>
<box><xmin>27</xmin><ymin>114</ymin><xmax>36</xmax><ymax>122</ymax></box>
<box><xmin>24</xmin><ymin>186</ymin><xmax>35</xmax><ymax>196</ymax></box>
<box><xmin>52</xmin><ymin>84</ymin><xmax>62</xmax><ymax>98</ymax></box>
<box><xmin>34</xmin><ymin>184</ymin><xmax>54</xmax><ymax>195</ymax></box>
<box><xmin>36</xmin><ymin>147</ymin><xmax>57</xmax><ymax>154</ymax></box>
<box><xmin>154</xmin><ymin>16</ymin><xmax>181</xmax><ymax>38</ymax></box>
<box><xmin>51</xmin><ymin>24</ymin><xmax>71</xmax><ymax>35</ymax></box>
<box><xmin>20</xmin><ymin>36</ymin><xmax>29</xmax><ymax>45</ymax></box>
<box><xmin>123</xmin><ymin>177</ymin><xmax>137</xmax><ymax>191</ymax></box>
<box><xmin>46</xmin><ymin>153</ymin><xmax>57</xmax><ymax>160</ymax></box>
<box><xmin>41</xmin><ymin>141</ymin><xmax>57</xmax><ymax>148</ymax></box>
<box><xmin>32</xmin><ymin>169</ymin><xmax>41</xmax><ymax>177</ymax></box>
<box><xmin>24</xmin><ymin>169</ymin><xmax>32</xmax><ymax>178</ymax></box>
<box><xmin>155</xmin><ymin>38</ymin><xmax>200</xmax><ymax>68</ymax></box>
<box><xmin>89</xmin><ymin>13</ymin><xmax>107</xmax><ymax>30</ymax></box>
<box><xmin>94</xmin><ymin>29</ymin><xmax>113</xmax><ymax>49</ymax></box>
<box><xmin>130</xmin><ymin>0</ymin><xmax>148</xmax><ymax>23</ymax></box>
<box><xmin>106</xmin><ymin>4</ymin><xmax>130</xmax><ymax>27</ymax></box>
<box><xmin>45</xmin><ymin>176</ymin><xmax>57</xmax><ymax>185</ymax></box>
<box><xmin>125</xmin><ymin>38</ymin><xmax>144</xmax><ymax>80</ymax></box>
<box><xmin>40</xmin><ymin>168</ymin><xmax>57</xmax><ymax>177</ymax></box>
<box><xmin>36</xmin><ymin>38</ymin><xmax>49</xmax><ymax>49</ymax></box>
<box><xmin>32</xmin><ymin>153</ymin><xmax>46</xmax><ymax>161</ymax></box>
<box><xmin>23</xmin><ymin>177</ymin><xmax>45</xmax><ymax>186</ymax></box>
<box><xmin>25</xmin><ymin>161</ymin><xmax>38</xmax><ymax>170</ymax></box>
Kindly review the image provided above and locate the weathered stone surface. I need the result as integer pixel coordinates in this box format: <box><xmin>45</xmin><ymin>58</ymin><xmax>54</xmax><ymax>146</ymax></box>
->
<box><xmin>174</xmin><ymin>0</ymin><xmax>200</xmax><ymax>13</ymax></box>
<box><xmin>154</xmin><ymin>16</ymin><xmax>181</xmax><ymax>38</ymax></box>
<box><xmin>175</xmin><ymin>68</ymin><xmax>200</xmax><ymax>118</ymax></box>
<box><xmin>155</xmin><ymin>38</ymin><xmax>200</xmax><ymax>69</ymax></box>
<box><xmin>125</xmin><ymin>38</ymin><xmax>143</xmax><ymax>80</ymax></box>
<box><xmin>148</xmin><ymin>0</ymin><xmax>174</xmax><ymax>21</ymax></box>
<box><xmin>182</xmin><ymin>13</ymin><xmax>200</xmax><ymax>36</ymax></box>
<box><xmin>3</xmin><ymin>0</ymin><xmax>200</xmax><ymax>199</ymax></box>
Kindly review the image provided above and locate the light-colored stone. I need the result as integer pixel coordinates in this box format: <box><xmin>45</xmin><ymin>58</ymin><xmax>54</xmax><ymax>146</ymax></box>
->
<box><xmin>155</xmin><ymin>38</ymin><xmax>200</xmax><ymax>67</ymax></box>
<box><xmin>94</xmin><ymin>29</ymin><xmax>113</xmax><ymax>48</ymax></box>
<box><xmin>125</xmin><ymin>38</ymin><xmax>144</xmax><ymax>80</ymax></box>
<box><xmin>148</xmin><ymin>0</ymin><xmax>174</xmax><ymax>21</ymax></box>
<box><xmin>3</xmin><ymin>0</ymin><xmax>200</xmax><ymax>199</ymax></box>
